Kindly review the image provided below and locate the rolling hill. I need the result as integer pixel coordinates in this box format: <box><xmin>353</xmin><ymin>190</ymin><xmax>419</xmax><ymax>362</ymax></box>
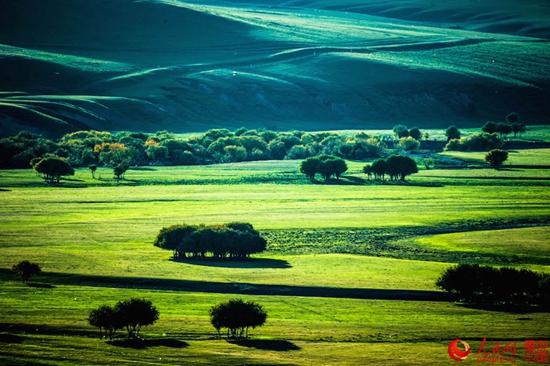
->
<box><xmin>0</xmin><ymin>0</ymin><xmax>549</xmax><ymax>137</ymax></box>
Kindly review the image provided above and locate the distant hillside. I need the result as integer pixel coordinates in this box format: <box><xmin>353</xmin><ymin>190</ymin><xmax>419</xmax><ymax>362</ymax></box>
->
<box><xmin>1</xmin><ymin>0</ymin><xmax>549</xmax><ymax>137</ymax></box>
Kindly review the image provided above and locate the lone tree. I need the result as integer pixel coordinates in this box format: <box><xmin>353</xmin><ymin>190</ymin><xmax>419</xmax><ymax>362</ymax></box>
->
<box><xmin>114</xmin><ymin>298</ymin><xmax>159</xmax><ymax>339</ymax></box>
<box><xmin>484</xmin><ymin>149</ymin><xmax>508</xmax><ymax>168</ymax></box>
<box><xmin>445</xmin><ymin>125</ymin><xmax>461</xmax><ymax>141</ymax></box>
<box><xmin>210</xmin><ymin>299</ymin><xmax>267</xmax><ymax>338</ymax></box>
<box><xmin>88</xmin><ymin>305</ymin><xmax>123</xmax><ymax>339</ymax></box>
<box><xmin>12</xmin><ymin>260</ymin><xmax>41</xmax><ymax>283</ymax></box>
<box><xmin>33</xmin><ymin>157</ymin><xmax>74</xmax><ymax>183</ymax></box>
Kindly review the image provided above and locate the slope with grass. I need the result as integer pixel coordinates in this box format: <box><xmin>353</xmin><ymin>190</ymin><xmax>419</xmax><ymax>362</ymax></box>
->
<box><xmin>1</xmin><ymin>0</ymin><xmax>549</xmax><ymax>136</ymax></box>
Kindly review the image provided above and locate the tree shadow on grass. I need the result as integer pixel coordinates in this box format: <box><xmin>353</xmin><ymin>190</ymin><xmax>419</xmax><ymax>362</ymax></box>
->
<box><xmin>170</xmin><ymin>258</ymin><xmax>291</xmax><ymax>269</ymax></box>
<box><xmin>228</xmin><ymin>339</ymin><xmax>301</xmax><ymax>351</ymax></box>
<box><xmin>0</xmin><ymin>333</ymin><xmax>24</xmax><ymax>344</ymax></box>
<box><xmin>107</xmin><ymin>338</ymin><xmax>189</xmax><ymax>349</ymax></box>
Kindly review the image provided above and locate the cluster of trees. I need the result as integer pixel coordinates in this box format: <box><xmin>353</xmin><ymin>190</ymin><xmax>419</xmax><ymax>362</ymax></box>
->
<box><xmin>153</xmin><ymin>222</ymin><xmax>266</xmax><ymax>259</ymax></box>
<box><xmin>299</xmin><ymin>155</ymin><xmax>348</xmax><ymax>180</ymax></box>
<box><xmin>392</xmin><ymin>125</ymin><xmax>426</xmax><ymax>140</ymax></box>
<box><xmin>436</xmin><ymin>264</ymin><xmax>550</xmax><ymax>307</ymax></box>
<box><xmin>482</xmin><ymin>113</ymin><xmax>526</xmax><ymax>138</ymax></box>
<box><xmin>12</xmin><ymin>260</ymin><xmax>42</xmax><ymax>283</ymax></box>
<box><xmin>362</xmin><ymin>155</ymin><xmax>418</xmax><ymax>181</ymax></box>
<box><xmin>88</xmin><ymin>298</ymin><xmax>160</xmax><ymax>339</ymax></box>
<box><xmin>209</xmin><ymin>299</ymin><xmax>267</xmax><ymax>339</ymax></box>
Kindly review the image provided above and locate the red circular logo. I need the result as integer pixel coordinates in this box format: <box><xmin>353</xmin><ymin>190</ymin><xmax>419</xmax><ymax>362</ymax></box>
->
<box><xmin>448</xmin><ymin>339</ymin><xmax>471</xmax><ymax>362</ymax></box>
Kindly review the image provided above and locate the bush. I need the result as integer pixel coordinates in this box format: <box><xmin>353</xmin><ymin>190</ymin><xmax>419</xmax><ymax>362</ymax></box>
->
<box><xmin>210</xmin><ymin>299</ymin><xmax>267</xmax><ymax>338</ymax></box>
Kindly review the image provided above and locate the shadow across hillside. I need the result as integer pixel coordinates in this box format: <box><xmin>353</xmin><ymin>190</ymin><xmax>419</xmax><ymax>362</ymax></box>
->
<box><xmin>0</xmin><ymin>269</ymin><xmax>453</xmax><ymax>302</ymax></box>
<box><xmin>170</xmin><ymin>257</ymin><xmax>291</xmax><ymax>269</ymax></box>
<box><xmin>228</xmin><ymin>339</ymin><xmax>300</xmax><ymax>351</ymax></box>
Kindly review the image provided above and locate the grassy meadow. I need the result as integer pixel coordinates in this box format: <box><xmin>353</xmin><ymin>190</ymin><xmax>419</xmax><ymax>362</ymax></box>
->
<box><xmin>1</xmin><ymin>144</ymin><xmax>550</xmax><ymax>365</ymax></box>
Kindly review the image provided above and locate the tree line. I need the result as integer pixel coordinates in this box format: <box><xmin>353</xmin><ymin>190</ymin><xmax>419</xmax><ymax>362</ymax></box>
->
<box><xmin>0</xmin><ymin>128</ymin><xmax>390</xmax><ymax>170</ymax></box>
<box><xmin>153</xmin><ymin>222</ymin><xmax>267</xmax><ymax>259</ymax></box>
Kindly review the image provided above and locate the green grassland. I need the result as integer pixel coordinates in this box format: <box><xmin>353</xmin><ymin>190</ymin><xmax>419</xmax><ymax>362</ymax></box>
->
<box><xmin>1</xmin><ymin>0</ymin><xmax>550</xmax><ymax>136</ymax></box>
<box><xmin>1</xmin><ymin>151</ymin><xmax>550</xmax><ymax>365</ymax></box>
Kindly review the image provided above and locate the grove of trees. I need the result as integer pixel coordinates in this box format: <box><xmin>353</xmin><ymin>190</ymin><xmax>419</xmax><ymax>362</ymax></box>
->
<box><xmin>436</xmin><ymin>264</ymin><xmax>549</xmax><ymax>307</ymax></box>
<box><xmin>209</xmin><ymin>298</ymin><xmax>267</xmax><ymax>338</ymax></box>
<box><xmin>299</xmin><ymin>155</ymin><xmax>348</xmax><ymax>180</ymax></box>
<box><xmin>363</xmin><ymin>155</ymin><xmax>418</xmax><ymax>181</ymax></box>
<box><xmin>153</xmin><ymin>222</ymin><xmax>267</xmax><ymax>259</ymax></box>
<box><xmin>88</xmin><ymin>298</ymin><xmax>159</xmax><ymax>339</ymax></box>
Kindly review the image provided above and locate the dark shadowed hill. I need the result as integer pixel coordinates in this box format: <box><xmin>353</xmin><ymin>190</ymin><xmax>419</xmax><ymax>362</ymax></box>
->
<box><xmin>0</xmin><ymin>0</ymin><xmax>549</xmax><ymax>137</ymax></box>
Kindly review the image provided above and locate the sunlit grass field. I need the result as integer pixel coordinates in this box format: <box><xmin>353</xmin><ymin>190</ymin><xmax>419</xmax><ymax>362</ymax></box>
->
<box><xmin>1</xmin><ymin>150</ymin><xmax>549</xmax><ymax>365</ymax></box>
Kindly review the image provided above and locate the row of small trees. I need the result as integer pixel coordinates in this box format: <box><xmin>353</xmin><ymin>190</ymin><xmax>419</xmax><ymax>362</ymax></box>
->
<box><xmin>436</xmin><ymin>264</ymin><xmax>550</xmax><ymax>306</ymax></box>
<box><xmin>299</xmin><ymin>155</ymin><xmax>348</xmax><ymax>180</ymax></box>
<box><xmin>153</xmin><ymin>222</ymin><xmax>267</xmax><ymax>259</ymax></box>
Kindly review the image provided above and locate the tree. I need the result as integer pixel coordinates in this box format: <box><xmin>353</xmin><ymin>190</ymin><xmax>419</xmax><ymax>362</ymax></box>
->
<box><xmin>12</xmin><ymin>260</ymin><xmax>41</xmax><ymax>283</ymax></box>
<box><xmin>385</xmin><ymin>155</ymin><xmax>418</xmax><ymax>181</ymax></box>
<box><xmin>392</xmin><ymin>125</ymin><xmax>409</xmax><ymax>138</ymax></box>
<box><xmin>506</xmin><ymin>112</ymin><xmax>519</xmax><ymax>124</ymax></box>
<box><xmin>89</xmin><ymin>164</ymin><xmax>97</xmax><ymax>179</ymax></box>
<box><xmin>409</xmin><ymin>127</ymin><xmax>422</xmax><ymax>141</ymax></box>
<box><xmin>484</xmin><ymin>149</ymin><xmax>508</xmax><ymax>168</ymax></box>
<box><xmin>496</xmin><ymin>123</ymin><xmax>513</xmax><ymax>139</ymax></box>
<box><xmin>481</xmin><ymin>121</ymin><xmax>498</xmax><ymax>134</ymax></box>
<box><xmin>88</xmin><ymin>305</ymin><xmax>123</xmax><ymax>339</ymax></box>
<box><xmin>300</xmin><ymin>157</ymin><xmax>320</xmax><ymax>179</ymax></box>
<box><xmin>370</xmin><ymin>159</ymin><xmax>387</xmax><ymax>180</ymax></box>
<box><xmin>113</xmin><ymin>164</ymin><xmax>128</xmax><ymax>181</ymax></box>
<box><xmin>445</xmin><ymin>125</ymin><xmax>461</xmax><ymax>141</ymax></box>
<box><xmin>512</xmin><ymin>122</ymin><xmax>527</xmax><ymax>138</ymax></box>
<box><xmin>114</xmin><ymin>298</ymin><xmax>159</xmax><ymax>339</ymax></box>
<box><xmin>33</xmin><ymin>157</ymin><xmax>75</xmax><ymax>183</ymax></box>
<box><xmin>210</xmin><ymin>299</ymin><xmax>267</xmax><ymax>338</ymax></box>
